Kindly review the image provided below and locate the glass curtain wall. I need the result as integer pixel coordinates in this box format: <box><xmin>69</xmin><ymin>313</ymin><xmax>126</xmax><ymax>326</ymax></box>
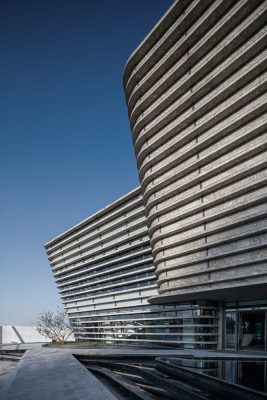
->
<box><xmin>224</xmin><ymin>303</ymin><xmax>267</xmax><ymax>351</ymax></box>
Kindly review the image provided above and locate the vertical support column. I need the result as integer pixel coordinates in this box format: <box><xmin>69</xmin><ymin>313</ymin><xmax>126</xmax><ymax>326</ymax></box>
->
<box><xmin>265</xmin><ymin>311</ymin><xmax>267</xmax><ymax>353</ymax></box>
<box><xmin>217</xmin><ymin>302</ymin><xmax>224</xmax><ymax>350</ymax></box>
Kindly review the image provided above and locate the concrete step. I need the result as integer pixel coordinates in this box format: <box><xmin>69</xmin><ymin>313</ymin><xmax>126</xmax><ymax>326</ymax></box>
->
<box><xmin>0</xmin><ymin>355</ymin><xmax>21</xmax><ymax>362</ymax></box>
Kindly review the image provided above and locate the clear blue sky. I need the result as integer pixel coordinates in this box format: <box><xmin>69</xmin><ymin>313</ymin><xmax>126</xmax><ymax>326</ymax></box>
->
<box><xmin>0</xmin><ymin>0</ymin><xmax>173</xmax><ymax>325</ymax></box>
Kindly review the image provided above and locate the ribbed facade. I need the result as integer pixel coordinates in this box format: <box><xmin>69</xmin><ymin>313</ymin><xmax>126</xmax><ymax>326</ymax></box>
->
<box><xmin>124</xmin><ymin>0</ymin><xmax>267</xmax><ymax>304</ymax></box>
<box><xmin>45</xmin><ymin>188</ymin><xmax>218</xmax><ymax>348</ymax></box>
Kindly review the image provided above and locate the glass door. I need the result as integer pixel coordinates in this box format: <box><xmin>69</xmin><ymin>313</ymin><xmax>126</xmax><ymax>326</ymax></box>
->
<box><xmin>225</xmin><ymin>312</ymin><xmax>237</xmax><ymax>350</ymax></box>
<box><xmin>224</xmin><ymin>309</ymin><xmax>267</xmax><ymax>351</ymax></box>
<box><xmin>239</xmin><ymin>311</ymin><xmax>265</xmax><ymax>351</ymax></box>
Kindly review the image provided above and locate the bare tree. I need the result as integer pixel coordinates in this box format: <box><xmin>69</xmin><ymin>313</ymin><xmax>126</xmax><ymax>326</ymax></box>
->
<box><xmin>36</xmin><ymin>309</ymin><xmax>74</xmax><ymax>344</ymax></box>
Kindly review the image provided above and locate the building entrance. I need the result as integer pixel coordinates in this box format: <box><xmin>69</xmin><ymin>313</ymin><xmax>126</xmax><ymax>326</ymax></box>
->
<box><xmin>239</xmin><ymin>311</ymin><xmax>265</xmax><ymax>351</ymax></box>
<box><xmin>225</xmin><ymin>305</ymin><xmax>267</xmax><ymax>352</ymax></box>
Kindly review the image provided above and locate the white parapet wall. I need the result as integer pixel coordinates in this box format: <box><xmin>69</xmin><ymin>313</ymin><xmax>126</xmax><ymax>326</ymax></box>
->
<box><xmin>0</xmin><ymin>326</ymin><xmax>51</xmax><ymax>345</ymax></box>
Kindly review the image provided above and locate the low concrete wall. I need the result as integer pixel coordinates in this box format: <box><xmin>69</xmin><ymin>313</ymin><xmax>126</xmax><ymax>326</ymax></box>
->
<box><xmin>0</xmin><ymin>326</ymin><xmax>51</xmax><ymax>345</ymax></box>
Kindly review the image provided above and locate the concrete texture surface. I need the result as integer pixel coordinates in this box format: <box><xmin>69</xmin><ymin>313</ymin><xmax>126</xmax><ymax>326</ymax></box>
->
<box><xmin>0</xmin><ymin>326</ymin><xmax>50</xmax><ymax>345</ymax></box>
<box><xmin>0</xmin><ymin>363</ymin><xmax>16</xmax><ymax>389</ymax></box>
<box><xmin>1</xmin><ymin>345</ymin><xmax>267</xmax><ymax>400</ymax></box>
<box><xmin>0</xmin><ymin>348</ymin><xmax>117</xmax><ymax>400</ymax></box>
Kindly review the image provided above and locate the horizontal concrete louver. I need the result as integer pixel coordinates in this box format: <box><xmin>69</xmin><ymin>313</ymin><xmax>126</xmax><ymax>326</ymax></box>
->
<box><xmin>45</xmin><ymin>187</ymin><xmax>219</xmax><ymax>348</ymax></box>
<box><xmin>124</xmin><ymin>0</ymin><xmax>267</xmax><ymax>303</ymax></box>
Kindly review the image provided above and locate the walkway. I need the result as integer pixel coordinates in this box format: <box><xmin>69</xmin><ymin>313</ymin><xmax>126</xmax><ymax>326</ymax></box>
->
<box><xmin>0</xmin><ymin>347</ymin><xmax>117</xmax><ymax>400</ymax></box>
<box><xmin>67</xmin><ymin>347</ymin><xmax>267</xmax><ymax>360</ymax></box>
<box><xmin>1</xmin><ymin>345</ymin><xmax>267</xmax><ymax>400</ymax></box>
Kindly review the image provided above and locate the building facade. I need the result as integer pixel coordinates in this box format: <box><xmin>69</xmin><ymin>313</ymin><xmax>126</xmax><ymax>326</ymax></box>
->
<box><xmin>45</xmin><ymin>188</ymin><xmax>218</xmax><ymax>348</ymax></box>
<box><xmin>124</xmin><ymin>0</ymin><xmax>267</xmax><ymax>351</ymax></box>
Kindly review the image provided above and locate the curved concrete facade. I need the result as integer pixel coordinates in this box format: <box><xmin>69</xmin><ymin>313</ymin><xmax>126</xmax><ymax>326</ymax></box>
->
<box><xmin>45</xmin><ymin>188</ymin><xmax>218</xmax><ymax>348</ymax></box>
<box><xmin>124</xmin><ymin>0</ymin><xmax>267</xmax><ymax>304</ymax></box>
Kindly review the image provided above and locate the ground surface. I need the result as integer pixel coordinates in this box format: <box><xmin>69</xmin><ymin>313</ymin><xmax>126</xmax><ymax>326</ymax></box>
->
<box><xmin>0</xmin><ymin>362</ymin><xmax>16</xmax><ymax>388</ymax></box>
<box><xmin>0</xmin><ymin>344</ymin><xmax>267</xmax><ymax>400</ymax></box>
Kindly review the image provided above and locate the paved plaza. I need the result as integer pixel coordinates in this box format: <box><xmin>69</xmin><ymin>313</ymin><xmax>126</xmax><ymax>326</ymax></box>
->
<box><xmin>0</xmin><ymin>345</ymin><xmax>267</xmax><ymax>400</ymax></box>
<box><xmin>0</xmin><ymin>347</ymin><xmax>118</xmax><ymax>400</ymax></box>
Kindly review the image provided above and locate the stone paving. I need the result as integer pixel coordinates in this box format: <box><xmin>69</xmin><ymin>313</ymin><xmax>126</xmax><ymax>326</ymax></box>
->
<box><xmin>0</xmin><ymin>345</ymin><xmax>267</xmax><ymax>400</ymax></box>
<box><xmin>0</xmin><ymin>363</ymin><xmax>16</xmax><ymax>389</ymax></box>
<box><xmin>67</xmin><ymin>347</ymin><xmax>267</xmax><ymax>359</ymax></box>
<box><xmin>0</xmin><ymin>348</ymin><xmax>117</xmax><ymax>400</ymax></box>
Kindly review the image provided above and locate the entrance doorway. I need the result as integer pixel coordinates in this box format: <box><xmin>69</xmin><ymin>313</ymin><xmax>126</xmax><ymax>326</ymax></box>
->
<box><xmin>239</xmin><ymin>311</ymin><xmax>265</xmax><ymax>351</ymax></box>
<box><xmin>225</xmin><ymin>309</ymin><xmax>266</xmax><ymax>351</ymax></box>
